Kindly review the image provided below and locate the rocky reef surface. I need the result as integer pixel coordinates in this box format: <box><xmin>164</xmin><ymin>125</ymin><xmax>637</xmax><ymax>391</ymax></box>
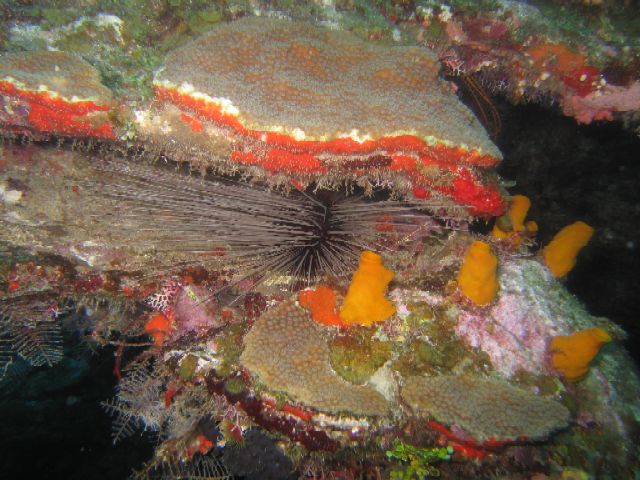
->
<box><xmin>1</xmin><ymin>2</ymin><xmax>639</xmax><ymax>479</ymax></box>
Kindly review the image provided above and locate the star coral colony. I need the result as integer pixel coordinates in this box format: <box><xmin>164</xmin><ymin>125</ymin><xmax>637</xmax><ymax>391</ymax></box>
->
<box><xmin>0</xmin><ymin>51</ymin><xmax>117</xmax><ymax>139</ymax></box>
<box><xmin>141</xmin><ymin>17</ymin><xmax>506</xmax><ymax>217</ymax></box>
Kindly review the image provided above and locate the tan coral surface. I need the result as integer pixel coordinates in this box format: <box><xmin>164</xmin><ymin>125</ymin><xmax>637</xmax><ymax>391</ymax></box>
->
<box><xmin>0</xmin><ymin>51</ymin><xmax>113</xmax><ymax>102</ymax></box>
<box><xmin>402</xmin><ymin>375</ymin><xmax>569</xmax><ymax>441</ymax></box>
<box><xmin>156</xmin><ymin>17</ymin><xmax>500</xmax><ymax>158</ymax></box>
<box><xmin>240</xmin><ymin>299</ymin><xmax>389</xmax><ymax>416</ymax></box>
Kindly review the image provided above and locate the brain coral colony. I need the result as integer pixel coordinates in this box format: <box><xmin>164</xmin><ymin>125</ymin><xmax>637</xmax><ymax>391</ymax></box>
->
<box><xmin>0</xmin><ymin>3</ymin><xmax>639</xmax><ymax>480</ymax></box>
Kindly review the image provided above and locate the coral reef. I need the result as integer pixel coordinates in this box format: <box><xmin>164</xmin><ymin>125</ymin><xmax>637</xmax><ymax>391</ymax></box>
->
<box><xmin>240</xmin><ymin>300</ymin><xmax>389</xmax><ymax>417</ymax></box>
<box><xmin>0</xmin><ymin>51</ymin><xmax>117</xmax><ymax>138</ymax></box>
<box><xmin>142</xmin><ymin>17</ymin><xmax>505</xmax><ymax>216</ymax></box>
<box><xmin>402</xmin><ymin>374</ymin><xmax>570</xmax><ymax>442</ymax></box>
<box><xmin>454</xmin><ymin>259</ymin><xmax>620</xmax><ymax>378</ymax></box>
<box><xmin>0</xmin><ymin>2</ymin><xmax>639</xmax><ymax>479</ymax></box>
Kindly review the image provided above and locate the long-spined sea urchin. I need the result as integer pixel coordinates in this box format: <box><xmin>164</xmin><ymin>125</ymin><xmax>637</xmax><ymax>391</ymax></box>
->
<box><xmin>85</xmin><ymin>157</ymin><xmax>440</xmax><ymax>288</ymax></box>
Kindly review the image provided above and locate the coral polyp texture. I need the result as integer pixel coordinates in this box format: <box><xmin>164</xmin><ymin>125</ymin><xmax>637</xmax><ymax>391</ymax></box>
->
<box><xmin>0</xmin><ymin>51</ymin><xmax>117</xmax><ymax>139</ymax></box>
<box><xmin>143</xmin><ymin>17</ymin><xmax>505</xmax><ymax>216</ymax></box>
<box><xmin>240</xmin><ymin>300</ymin><xmax>389</xmax><ymax>417</ymax></box>
<box><xmin>402</xmin><ymin>375</ymin><xmax>570</xmax><ymax>442</ymax></box>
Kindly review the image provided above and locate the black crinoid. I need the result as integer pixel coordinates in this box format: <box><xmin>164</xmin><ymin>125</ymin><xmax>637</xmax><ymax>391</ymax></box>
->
<box><xmin>88</xmin><ymin>157</ymin><xmax>438</xmax><ymax>289</ymax></box>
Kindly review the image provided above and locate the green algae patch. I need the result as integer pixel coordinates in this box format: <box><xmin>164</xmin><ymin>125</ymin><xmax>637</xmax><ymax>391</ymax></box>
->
<box><xmin>215</xmin><ymin>321</ymin><xmax>247</xmax><ymax>378</ymax></box>
<box><xmin>391</xmin><ymin>301</ymin><xmax>490</xmax><ymax>377</ymax></box>
<box><xmin>178</xmin><ymin>354</ymin><xmax>199</xmax><ymax>381</ymax></box>
<box><xmin>393</xmin><ymin>338</ymin><xmax>464</xmax><ymax>378</ymax></box>
<box><xmin>329</xmin><ymin>332</ymin><xmax>391</xmax><ymax>385</ymax></box>
<box><xmin>185</xmin><ymin>8</ymin><xmax>224</xmax><ymax>34</ymax></box>
<box><xmin>224</xmin><ymin>377</ymin><xmax>248</xmax><ymax>396</ymax></box>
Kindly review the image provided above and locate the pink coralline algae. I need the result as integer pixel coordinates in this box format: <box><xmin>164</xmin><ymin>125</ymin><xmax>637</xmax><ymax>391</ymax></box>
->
<box><xmin>561</xmin><ymin>81</ymin><xmax>640</xmax><ymax>124</ymax></box>
<box><xmin>171</xmin><ymin>285</ymin><xmax>221</xmax><ymax>335</ymax></box>
<box><xmin>456</xmin><ymin>300</ymin><xmax>558</xmax><ymax>378</ymax></box>
<box><xmin>146</xmin><ymin>282</ymin><xmax>221</xmax><ymax>340</ymax></box>
<box><xmin>455</xmin><ymin>259</ymin><xmax>599</xmax><ymax>378</ymax></box>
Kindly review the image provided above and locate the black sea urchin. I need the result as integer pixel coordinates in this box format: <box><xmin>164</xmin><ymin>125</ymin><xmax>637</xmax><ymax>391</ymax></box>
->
<box><xmin>87</xmin><ymin>158</ymin><xmax>436</xmax><ymax>286</ymax></box>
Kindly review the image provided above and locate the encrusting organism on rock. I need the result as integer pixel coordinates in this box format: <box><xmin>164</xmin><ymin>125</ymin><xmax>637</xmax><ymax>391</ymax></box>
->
<box><xmin>543</xmin><ymin>221</ymin><xmax>594</xmax><ymax>277</ymax></box>
<box><xmin>299</xmin><ymin>285</ymin><xmax>346</xmax><ymax>327</ymax></box>
<box><xmin>143</xmin><ymin>312</ymin><xmax>174</xmax><ymax>347</ymax></box>
<box><xmin>456</xmin><ymin>240</ymin><xmax>499</xmax><ymax>306</ymax></box>
<box><xmin>339</xmin><ymin>251</ymin><xmax>396</xmax><ymax>326</ymax></box>
<box><xmin>549</xmin><ymin>327</ymin><xmax>612</xmax><ymax>381</ymax></box>
<box><xmin>0</xmin><ymin>51</ymin><xmax>117</xmax><ymax>139</ymax></box>
<box><xmin>492</xmin><ymin>194</ymin><xmax>538</xmax><ymax>246</ymax></box>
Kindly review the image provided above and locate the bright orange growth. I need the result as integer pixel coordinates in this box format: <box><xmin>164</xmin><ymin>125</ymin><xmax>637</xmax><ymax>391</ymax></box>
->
<box><xmin>527</xmin><ymin>43</ymin><xmax>586</xmax><ymax>75</ymax></box>
<box><xmin>154</xmin><ymin>85</ymin><xmax>506</xmax><ymax>216</ymax></box>
<box><xmin>144</xmin><ymin>312</ymin><xmax>174</xmax><ymax>346</ymax></box>
<box><xmin>457</xmin><ymin>240</ymin><xmax>499</xmax><ymax>306</ymax></box>
<box><xmin>492</xmin><ymin>195</ymin><xmax>536</xmax><ymax>246</ymax></box>
<box><xmin>550</xmin><ymin>328</ymin><xmax>612</xmax><ymax>381</ymax></box>
<box><xmin>339</xmin><ymin>251</ymin><xmax>395</xmax><ymax>326</ymax></box>
<box><xmin>179</xmin><ymin>112</ymin><xmax>204</xmax><ymax>133</ymax></box>
<box><xmin>543</xmin><ymin>221</ymin><xmax>594</xmax><ymax>277</ymax></box>
<box><xmin>0</xmin><ymin>80</ymin><xmax>116</xmax><ymax>139</ymax></box>
<box><xmin>299</xmin><ymin>286</ymin><xmax>348</xmax><ymax>327</ymax></box>
<box><xmin>525</xmin><ymin>220</ymin><xmax>538</xmax><ymax>235</ymax></box>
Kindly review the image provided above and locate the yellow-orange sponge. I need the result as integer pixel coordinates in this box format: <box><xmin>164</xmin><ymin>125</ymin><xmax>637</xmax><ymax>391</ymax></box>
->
<box><xmin>339</xmin><ymin>251</ymin><xmax>395</xmax><ymax>326</ymax></box>
<box><xmin>550</xmin><ymin>328</ymin><xmax>611</xmax><ymax>381</ymax></box>
<box><xmin>492</xmin><ymin>195</ymin><xmax>537</xmax><ymax>246</ymax></box>
<box><xmin>457</xmin><ymin>240</ymin><xmax>499</xmax><ymax>306</ymax></box>
<box><xmin>543</xmin><ymin>221</ymin><xmax>594</xmax><ymax>277</ymax></box>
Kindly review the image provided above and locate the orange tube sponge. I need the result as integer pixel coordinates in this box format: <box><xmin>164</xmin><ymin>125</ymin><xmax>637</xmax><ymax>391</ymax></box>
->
<box><xmin>543</xmin><ymin>221</ymin><xmax>594</xmax><ymax>277</ymax></box>
<box><xmin>299</xmin><ymin>286</ymin><xmax>347</xmax><ymax>327</ymax></box>
<box><xmin>339</xmin><ymin>251</ymin><xmax>395</xmax><ymax>327</ymax></box>
<box><xmin>492</xmin><ymin>195</ymin><xmax>537</xmax><ymax>246</ymax></box>
<box><xmin>456</xmin><ymin>240</ymin><xmax>499</xmax><ymax>306</ymax></box>
<box><xmin>492</xmin><ymin>195</ymin><xmax>531</xmax><ymax>238</ymax></box>
<box><xmin>550</xmin><ymin>328</ymin><xmax>611</xmax><ymax>381</ymax></box>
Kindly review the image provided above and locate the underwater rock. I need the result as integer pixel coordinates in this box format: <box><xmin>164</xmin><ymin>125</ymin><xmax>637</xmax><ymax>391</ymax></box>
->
<box><xmin>454</xmin><ymin>259</ymin><xmax>614</xmax><ymax>378</ymax></box>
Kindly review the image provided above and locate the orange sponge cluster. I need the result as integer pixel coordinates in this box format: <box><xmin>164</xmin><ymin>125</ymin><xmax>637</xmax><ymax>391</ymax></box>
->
<box><xmin>457</xmin><ymin>241</ymin><xmax>499</xmax><ymax>306</ymax></box>
<box><xmin>543</xmin><ymin>221</ymin><xmax>594</xmax><ymax>277</ymax></box>
<box><xmin>0</xmin><ymin>51</ymin><xmax>116</xmax><ymax>139</ymax></box>
<box><xmin>149</xmin><ymin>18</ymin><xmax>506</xmax><ymax>216</ymax></box>
<box><xmin>492</xmin><ymin>195</ymin><xmax>538</xmax><ymax>246</ymax></box>
<box><xmin>339</xmin><ymin>251</ymin><xmax>395</xmax><ymax>327</ymax></box>
<box><xmin>550</xmin><ymin>327</ymin><xmax>611</xmax><ymax>381</ymax></box>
